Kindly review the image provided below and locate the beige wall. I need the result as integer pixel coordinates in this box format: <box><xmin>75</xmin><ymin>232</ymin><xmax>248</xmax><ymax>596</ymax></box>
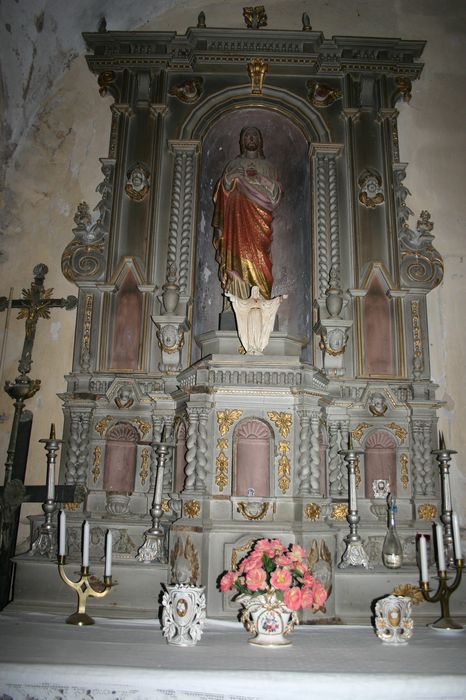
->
<box><xmin>0</xmin><ymin>0</ymin><xmax>465</xmax><ymax>545</ymax></box>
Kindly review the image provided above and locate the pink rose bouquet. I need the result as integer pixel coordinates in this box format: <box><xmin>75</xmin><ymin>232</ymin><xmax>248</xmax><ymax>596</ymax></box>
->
<box><xmin>219</xmin><ymin>538</ymin><xmax>328</xmax><ymax>612</ymax></box>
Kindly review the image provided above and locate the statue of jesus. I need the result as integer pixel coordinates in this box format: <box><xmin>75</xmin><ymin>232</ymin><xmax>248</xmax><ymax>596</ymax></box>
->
<box><xmin>212</xmin><ymin>127</ymin><xmax>283</xmax><ymax>300</ymax></box>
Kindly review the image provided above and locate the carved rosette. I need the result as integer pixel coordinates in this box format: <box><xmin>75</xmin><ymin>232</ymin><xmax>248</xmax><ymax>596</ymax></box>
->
<box><xmin>418</xmin><ymin>503</ymin><xmax>437</xmax><ymax>520</ymax></box>
<box><xmin>304</xmin><ymin>503</ymin><xmax>321</xmax><ymax>521</ymax></box>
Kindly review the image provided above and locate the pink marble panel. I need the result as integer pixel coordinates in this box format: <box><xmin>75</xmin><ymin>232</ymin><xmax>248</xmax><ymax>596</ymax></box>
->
<box><xmin>109</xmin><ymin>270</ymin><xmax>143</xmax><ymax>370</ymax></box>
<box><xmin>363</xmin><ymin>275</ymin><xmax>394</xmax><ymax>376</ymax></box>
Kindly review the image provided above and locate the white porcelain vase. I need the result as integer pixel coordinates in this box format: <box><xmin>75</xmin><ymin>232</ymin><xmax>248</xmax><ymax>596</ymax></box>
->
<box><xmin>239</xmin><ymin>592</ymin><xmax>298</xmax><ymax>647</ymax></box>
<box><xmin>161</xmin><ymin>584</ymin><xmax>206</xmax><ymax>646</ymax></box>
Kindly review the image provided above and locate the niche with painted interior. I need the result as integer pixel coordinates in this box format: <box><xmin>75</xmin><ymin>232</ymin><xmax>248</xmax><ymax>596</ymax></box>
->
<box><xmin>233</xmin><ymin>418</ymin><xmax>273</xmax><ymax>497</ymax></box>
<box><xmin>103</xmin><ymin>422</ymin><xmax>139</xmax><ymax>496</ymax></box>
<box><xmin>364</xmin><ymin>430</ymin><xmax>397</xmax><ymax>498</ymax></box>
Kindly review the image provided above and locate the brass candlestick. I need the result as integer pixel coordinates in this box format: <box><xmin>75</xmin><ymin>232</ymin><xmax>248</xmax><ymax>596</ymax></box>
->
<box><xmin>421</xmin><ymin>559</ymin><xmax>464</xmax><ymax>631</ymax></box>
<box><xmin>58</xmin><ymin>554</ymin><xmax>113</xmax><ymax>625</ymax></box>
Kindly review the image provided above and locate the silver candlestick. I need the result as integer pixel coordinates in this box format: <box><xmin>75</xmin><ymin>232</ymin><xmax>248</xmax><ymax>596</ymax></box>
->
<box><xmin>30</xmin><ymin>424</ymin><xmax>61</xmax><ymax>558</ymax></box>
<box><xmin>432</xmin><ymin>432</ymin><xmax>456</xmax><ymax>567</ymax></box>
<box><xmin>338</xmin><ymin>434</ymin><xmax>370</xmax><ymax>569</ymax></box>
<box><xmin>137</xmin><ymin>426</ymin><xmax>171</xmax><ymax>563</ymax></box>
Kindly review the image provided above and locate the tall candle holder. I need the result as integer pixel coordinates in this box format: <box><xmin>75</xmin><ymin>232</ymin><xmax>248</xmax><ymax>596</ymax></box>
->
<box><xmin>338</xmin><ymin>436</ymin><xmax>370</xmax><ymax>569</ymax></box>
<box><xmin>30</xmin><ymin>424</ymin><xmax>61</xmax><ymax>558</ymax></box>
<box><xmin>137</xmin><ymin>427</ymin><xmax>172</xmax><ymax>563</ymax></box>
<box><xmin>57</xmin><ymin>554</ymin><xmax>113</xmax><ymax>625</ymax></box>
<box><xmin>432</xmin><ymin>432</ymin><xmax>456</xmax><ymax>566</ymax></box>
<box><xmin>57</xmin><ymin>514</ymin><xmax>113</xmax><ymax>625</ymax></box>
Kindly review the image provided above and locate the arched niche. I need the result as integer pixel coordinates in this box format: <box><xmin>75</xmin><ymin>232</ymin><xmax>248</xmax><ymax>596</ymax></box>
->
<box><xmin>191</xmin><ymin>104</ymin><xmax>314</xmax><ymax>359</ymax></box>
<box><xmin>103</xmin><ymin>422</ymin><xmax>139</xmax><ymax>495</ymax></box>
<box><xmin>233</xmin><ymin>418</ymin><xmax>273</xmax><ymax>497</ymax></box>
<box><xmin>364</xmin><ymin>430</ymin><xmax>397</xmax><ymax>498</ymax></box>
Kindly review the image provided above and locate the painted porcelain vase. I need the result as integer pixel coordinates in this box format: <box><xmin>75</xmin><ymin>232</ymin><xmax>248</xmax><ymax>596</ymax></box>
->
<box><xmin>239</xmin><ymin>592</ymin><xmax>298</xmax><ymax>647</ymax></box>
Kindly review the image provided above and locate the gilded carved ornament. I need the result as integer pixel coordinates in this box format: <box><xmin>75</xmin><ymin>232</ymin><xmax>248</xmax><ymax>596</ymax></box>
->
<box><xmin>132</xmin><ymin>417</ymin><xmax>151</xmax><ymax>438</ymax></box>
<box><xmin>248</xmin><ymin>58</ymin><xmax>268</xmax><ymax>94</ymax></box>
<box><xmin>215</xmin><ymin>452</ymin><xmax>229</xmax><ymax>491</ymax></box>
<box><xmin>140</xmin><ymin>448</ymin><xmax>150</xmax><ymax>486</ymax></box>
<box><xmin>216</xmin><ymin>409</ymin><xmax>243</xmax><ymax>436</ymax></box>
<box><xmin>331</xmin><ymin>503</ymin><xmax>348</xmax><ymax>521</ymax></box>
<box><xmin>243</xmin><ymin>6</ymin><xmax>267</xmax><ymax>29</ymax></box>
<box><xmin>355</xmin><ymin>457</ymin><xmax>361</xmax><ymax>489</ymax></box>
<box><xmin>352</xmin><ymin>423</ymin><xmax>371</xmax><ymax>443</ymax></box>
<box><xmin>278</xmin><ymin>454</ymin><xmax>291</xmax><ymax>494</ymax></box>
<box><xmin>392</xmin><ymin>583</ymin><xmax>424</xmax><ymax>606</ymax></box>
<box><xmin>231</xmin><ymin>539</ymin><xmax>256</xmax><ymax>570</ymax></box>
<box><xmin>304</xmin><ymin>503</ymin><xmax>321</xmax><ymax>521</ymax></box>
<box><xmin>278</xmin><ymin>441</ymin><xmax>289</xmax><ymax>455</ymax></box>
<box><xmin>161</xmin><ymin>498</ymin><xmax>170</xmax><ymax>514</ymax></box>
<box><xmin>400</xmin><ymin>454</ymin><xmax>409</xmax><ymax>489</ymax></box>
<box><xmin>95</xmin><ymin>415</ymin><xmax>114</xmax><ymax>436</ymax></box>
<box><xmin>237</xmin><ymin>502</ymin><xmax>269</xmax><ymax>521</ymax></box>
<box><xmin>385</xmin><ymin>423</ymin><xmax>407</xmax><ymax>444</ymax></box>
<box><xmin>217</xmin><ymin>438</ymin><xmax>228</xmax><ymax>450</ymax></box>
<box><xmin>307</xmin><ymin>80</ymin><xmax>342</xmax><ymax>108</ymax></box>
<box><xmin>125</xmin><ymin>163</ymin><xmax>150</xmax><ymax>201</ymax></box>
<box><xmin>92</xmin><ymin>446</ymin><xmax>101</xmax><ymax>484</ymax></box>
<box><xmin>358</xmin><ymin>169</ymin><xmax>385</xmax><ymax>208</ymax></box>
<box><xmin>184</xmin><ymin>500</ymin><xmax>201</xmax><ymax>519</ymax></box>
<box><xmin>169</xmin><ymin>78</ymin><xmax>203</xmax><ymax>103</ymax></box>
<box><xmin>267</xmin><ymin>411</ymin><xmax>292</xmax><ymax>438</ymax></box>
<box><xmin>418</xmin><ymin>504</ymin><xmax>437</xmax><ymax>520</ymax></box>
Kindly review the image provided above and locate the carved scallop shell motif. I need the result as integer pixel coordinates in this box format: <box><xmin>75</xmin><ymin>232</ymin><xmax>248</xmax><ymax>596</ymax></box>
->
<box><xmin>365</xmin><ymin>431</ymin><xmax>397</xmax><ymax>449</ymax></box>
<box><xmin>107</xmin><ymin>422</ymin><xmax>139</xmax><ymax>443</ymax></box>
<box><xmin>235</xmin><ymin>419</ymin><xmax>270</xmax><ymax>440</ymax></box>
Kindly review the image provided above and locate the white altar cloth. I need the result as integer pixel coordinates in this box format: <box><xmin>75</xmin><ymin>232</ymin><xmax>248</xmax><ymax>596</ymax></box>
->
<box><xmin>0</xmin><ymin>611</ymin><xmax>465</xmax><ymax>700</ymax></box>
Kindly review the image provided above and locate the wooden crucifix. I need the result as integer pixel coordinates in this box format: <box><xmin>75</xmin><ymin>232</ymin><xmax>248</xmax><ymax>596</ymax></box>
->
<box><xmin>0</xmin><ymin>263</ymin><xmax>77</xmax><ymax>485</ymax></box>
<box><xmin>0</xmin><ymin>264</ymin><xmax>78</xmax><ymax>610</ymax></box>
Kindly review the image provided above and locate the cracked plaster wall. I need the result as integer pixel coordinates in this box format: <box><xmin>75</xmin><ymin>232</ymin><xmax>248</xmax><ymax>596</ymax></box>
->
<box><xmin>0</xmin><ymin>0</ymin><xmax>465</xmax><ymax>546</ymax></box>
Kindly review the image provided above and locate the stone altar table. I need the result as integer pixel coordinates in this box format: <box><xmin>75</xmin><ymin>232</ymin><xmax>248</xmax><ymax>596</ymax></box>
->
<box><xmin>0</xmin><ymin>610</ymin><xmax>465</xmax><ymax>699</ymax></box>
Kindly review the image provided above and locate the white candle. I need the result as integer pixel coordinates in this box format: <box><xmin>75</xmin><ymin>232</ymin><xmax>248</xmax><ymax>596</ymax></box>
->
<box><xmin>46</xmin><ymin>462</ymin><xmax>55</xmax><ymax>501</ymax></box>
<box><xmin>452</xmin><ymin>512</ymin><xmax>462</xmax><ymax>561</ymax></box>
<box><xmin>105</xmin><ymin>530</ymin><xmax>112</xmax><ymax>577</ymax></box>
<box><xmin>82</xmin><ymin>521</ymin><xmax>90</xmax><ymax>567</ymax></box>
<box><xmin>59</xmin><ymin>510</ymin><xmax>66</xmax><ymax>556</ymax></box>
<box><xmin>436</xmin><ymin>523</ymin><xmax>446</xmax><ymax>571</ymax></box>
<box><xmin>419</xmin><ymin>535</ymin><xmax>429</xmax><ymax>583</ymax></box>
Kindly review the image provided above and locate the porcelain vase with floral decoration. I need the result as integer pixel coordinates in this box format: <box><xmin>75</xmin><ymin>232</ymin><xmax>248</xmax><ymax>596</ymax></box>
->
<box><xmin>219</xmin><ymin>538</ymin><xmax>328</xmax><ymax>647</ymax></box>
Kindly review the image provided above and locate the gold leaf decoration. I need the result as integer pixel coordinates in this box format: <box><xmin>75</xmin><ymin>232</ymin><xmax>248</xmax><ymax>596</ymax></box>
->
<box><xmin>133</xmin><ymin>417</ymin><xmax>151</xmax><ymax>437</ymax></box>
<box><xmin>184</xmin><ymin>500</ymin><xmax>201</xmax><ymax>518</ymax></box>
<box><xmin>95</xmin><ymin>415</ymin><xmax>114</xmax><ymax>436</ymax></box>
<box><xmin>92</xmin><ymin>446</ymin><xmax>101</xmax><ymax>484</ymax></box>
<box><xmin>237</xmin><ymin>502</ymin><xmax>269</xmax><ymax>521</ymax></box>
<box><xmin>267</xmin><ymin>411</ymin><xmax>292</xmax><ymax>438</ymax></box>
<box><xmin>278</xmin><ymin>441</ymin><xmax>289</xmax><ymax>454</ymax></box>
<box><xmin>418</xmin><ymin>503</ymin><xmax>437</xmax><ymax>520</ymax></box>
<box><xmin>352</xmin><ymin>423</ymin><xmax>370</xmax><ymax>443</ymax></box>
<box><xmin>161</xmin><ymin>498</ymin><xmax>170</xmax><ymax>513</ymax></box>
<box><xmin>278</xmin><ymin>454</ymin><xmax>291</xmax><ymax>493</ymax></box>
<box><xmin>140</xmin><ymin>447</ymin><xmax>150</xmax><ymax>486</ymax></box>
<box><xmin>355</xmin><ymin>456</ymin><xmax>361</xmax><ymax>488</ymax></box>
<box><xmin>331</xmin><ymin>503</ymin><xmax>348</xmax><ymax>520</ymax></box>
<box><xmin>400</xmin><ymin>454</ymin><xmax>409</xmax><ymax>489</ymax></box>
<box><xmin>385</xmin><ymin>422</ymin><xmax>407</xmax><ymax>443</ymax></box>
<box><xmin>304</xmin><ymin>503</ymin><xmax>321</xmax><ymax>521</ymax></box>
<box><xmin>217</xmin><ymin>438</ymin><xmax>228</xmax><ymax>450</ymax></box>
<box><xmin>217</xmin><ymin>409</ymin><xmax>242</xmax><ymax>436</ymax></box>
<box><xmin>392</xmin><ymin>583</ymin><xmax>425</xmax><ymax>606</ymax></box>
<box><xmin>215</xmin><ymin>451</ymin><xmax>229</xmax><ymax>491</ymax></box>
